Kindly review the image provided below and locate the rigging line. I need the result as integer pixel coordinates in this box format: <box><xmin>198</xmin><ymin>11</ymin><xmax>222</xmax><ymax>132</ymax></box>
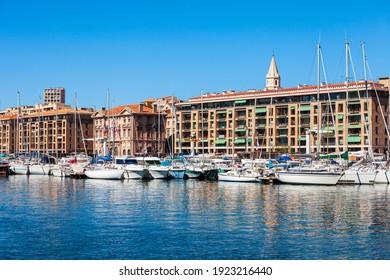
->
<box><xmin>348</xmin><ymin>44</ymin><xmax>373</xmax><ymax>158</ymax></box>
<box><xmin>366</xmin><ymin>60</ymin><xmax>390</xmax><ymax>141</ymax></box>
<box><xmin>319</xmin><ymin>47</ymin><xmax>341</xmax><ymax>156</ymax></box>
<box><xmin>76</xmin><ymin>97</ymin><xmax>88</xmax><ymax>156</ymax></box>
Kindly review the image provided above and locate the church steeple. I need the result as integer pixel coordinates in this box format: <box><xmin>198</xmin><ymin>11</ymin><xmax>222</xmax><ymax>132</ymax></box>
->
<box><xmin>266</xmin><ymin>55</ymin><xmax>281</xmax><ymax>90</ymax></box>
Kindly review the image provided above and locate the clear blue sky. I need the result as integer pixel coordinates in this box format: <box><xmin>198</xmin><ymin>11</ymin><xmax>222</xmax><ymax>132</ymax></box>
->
<box><xmin>0</xmin><ymin>0</ymin><xmax>389</xmax><ymax>110</ymax></box>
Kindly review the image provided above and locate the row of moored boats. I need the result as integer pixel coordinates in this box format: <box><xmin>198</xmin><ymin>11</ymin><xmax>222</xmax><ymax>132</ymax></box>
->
<box><xmin>6</xmin><ymin>154</ymin><xmax>390</xmax><ymax>185</ymax></box>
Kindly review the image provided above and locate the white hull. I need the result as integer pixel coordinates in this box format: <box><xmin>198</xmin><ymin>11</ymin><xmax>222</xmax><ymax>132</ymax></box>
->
<box><xmin>147</xmin><ymin>167</ymin><xmax>170</xmax><ymax>179</ymax></box>
<box><xmin>276</xmin><ymin>171</ymin><xmax>342</xmax><ymax>185</ymax></box>
<box><xmin>9</xmin><ymin>165</ymin><xmax>29</xmax><ymax>175</ymax></box>
<box><xmin>124</xmin><ymin>166</ymin><xmax>145</xmax><ymax>179</ymax></box>
<box><xmin>29</xmin><ymin>165</ymin><xmax>51</xmax><ymax>175</ymax></box>
<box><xmin>218</xmin><ymin>172</ymin><xmax>259</xmax><ymax>182</ymax></box>
<box><xmin>374</xmin><ymin>169</ymin><xmax>389</xmax><ymax>184</ymax></box>
<box><xmin>338</xmin><ymin>169</ymin><xmax>377</xmax><ymax>185</ymax></box>
<box><xmin>85</xmin><ymin>169</ymin><xmax>124</xmax><ymax>180</ymax></box>
<box><xmin>51</xmin><ymin>168</ymin><xmax>70</xmax><ymax>177</ymax></box>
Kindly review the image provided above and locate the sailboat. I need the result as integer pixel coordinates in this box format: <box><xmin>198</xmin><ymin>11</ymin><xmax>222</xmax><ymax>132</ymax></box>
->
<box><xmin>9</xmin><ymin>92</ymin><xmax>30</xmax><ymax>175</ymax></box>
<box><xmin>274</xmin><ymin>44</ymin><xmax>344</xmax><ymax>185</ymax></box>
<box><xmin>338</xmin><ymin>43</ymin><xmax>378</xmax><ymax>185</ymax></box>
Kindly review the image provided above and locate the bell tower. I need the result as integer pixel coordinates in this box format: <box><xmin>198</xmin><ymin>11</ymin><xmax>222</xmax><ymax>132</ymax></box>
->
<box><xmin>266</xmin><ymin>55</ymin><xmax>281</xmax><ymax>90</ymax></box>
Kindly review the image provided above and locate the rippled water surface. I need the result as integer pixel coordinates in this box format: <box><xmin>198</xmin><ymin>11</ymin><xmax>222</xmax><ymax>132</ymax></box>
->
<box><xmin>0</xmin><ymin>176</ymin><xmax>389</xmax><ymax>260</ymax></box>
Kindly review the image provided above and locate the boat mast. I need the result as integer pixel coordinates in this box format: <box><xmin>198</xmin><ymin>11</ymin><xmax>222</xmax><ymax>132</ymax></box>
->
<box><xmin>361</xmin><ymin>43</ymin><xmax>373</xmax><ymax>159</ymax></box>
<box><xmin>201</xmin><ymin>89</ymin><xmax>205</xmax><ymax>163</ymax></box>
<box><xmin>74</xmin><ymin>91</ymin><xmax>77</xmax><ymax>156</ymax></box>
<box><xmin>316</xmin><ymin>43</ymin><xmax>321</xmax><ymax>155</ymax></box>
<box><xmin>16</xmin><ymin>91</ymin><xmax>20</xmax><ymax>157</ymax></box>
<box><xmin>345</xmin><ymin>42</ymin><xmax>349</xmax><ymax>161</ymax></box>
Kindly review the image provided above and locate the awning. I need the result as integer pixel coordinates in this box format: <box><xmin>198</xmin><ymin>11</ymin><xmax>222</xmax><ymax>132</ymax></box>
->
<box><xmin>298</xmin><ymin>136</ymin><xmax>307</xmax><ymax>141</ymax></box>
<box><xmin>348</xmin><ymin>136</ymin><xmax>361</xmax><ymax>143</ymax></box>
<box><xmin>235</xmin><ymin>128</ymin><xmax>246</xmax><ymax>132</ymax></box>
<box><xmin>215</xmin><ymin>139</ymin><xmax>226</xmax><ymax>145</ymax></box>
<box><xmin>235</xmin><ymin>100</ymin><xmax>246</xmax><ymax>104</ymax></box>
<box><xmin>299</xmin><ymin>105</ymin><xmax>311</xmax><ymax>111</ymax></box>
<box><xmin>234</xmin><ymin>139</ymin><xmax>246</xmax><ymax>144</ymax></box>
<box><xmin>255</xmin><ymin>108</ymin><xmax>267</xmax><ymax>113</ymax></box>
<box><xmin>216</xmin><ymin>110</ymin><xmax>226</xmax><ymax>114</ymax></box>
<box><xmin>338</xmin><ymin>114</ymin><xmax>343</xmax><ymax>120</ymax></box>
<box><xmin>348</xmin><ymin>124</ymin><xmax>362</xmax><ymax>129</ymax></box>
<box><xmin>324</xmin><ymin>126</ymin><xmax>335</xmax><ymax>131</ymax></box>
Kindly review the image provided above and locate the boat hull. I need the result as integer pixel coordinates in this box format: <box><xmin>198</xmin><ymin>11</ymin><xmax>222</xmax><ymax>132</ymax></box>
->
<box><xmin>124</xmin><ymin>166</ymin><xmax>145</xmax><ymax>179</ymax></box>
<box><xmin>218</xmin><ymin>172</ymin><xmax>259</xmax><ymax>182</ymax></box>
<box><xmin>275</xmin><ymin>171</ymin><xmax>342</xmax><ymax>185</ymax></box>
<box><xmin>29</xmin><ymin>165</ymin><xmax>51</xmax><ymax>175</ymax></box>
<box><xmin>85</xmin><ymin>169</ymin><xmax>124</xmax><ymax>180</ymax></box>
<box><xmin>146</xmin><ymin>167</ymin><xmax>169</xmax><ymax>179</ymax></box>
<box><xmin>338</xmin><ymin>169</ymin><xmax>377</xmax><ymax>185</ymax></box>
<box><xmin>9</xmin><ymin>165</ymin><xmax>29</xmax><ymax>175</ymax></box>
<box><xmin>374</xmin><ymin>169</ymin><xmax>389</xmax><ymax>184</ymax></box>
<box><xmin>168</xmin><ymin>168</ymin><xmax>186</xmax><ymax>179</ymax></box>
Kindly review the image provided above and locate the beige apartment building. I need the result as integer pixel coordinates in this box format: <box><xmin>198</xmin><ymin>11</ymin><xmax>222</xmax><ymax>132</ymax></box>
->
<box><xmin>175</xmin><ymin>56</ymin><xmax>390</xmax><ymax>158</ymax></box>
<box><xmin>92</xmin><ymin>102</ymin><xmax>167</xmax><ymax>157</ymax></box>
<box><xmin>0</xmin><ymin>103</ymin><xmax>94</xmax><ymax>157</ymax></box>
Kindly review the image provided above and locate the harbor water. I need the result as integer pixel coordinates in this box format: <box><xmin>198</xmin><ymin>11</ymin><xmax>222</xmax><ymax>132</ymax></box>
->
<box><xmin>0</xmin><ymin>176</ymin><xmax>389</xmax><ymax>260</ymax></box>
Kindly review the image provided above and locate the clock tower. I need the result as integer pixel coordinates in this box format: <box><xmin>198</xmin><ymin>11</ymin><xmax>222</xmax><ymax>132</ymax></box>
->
<box><xmin>266</xmin><ymin>55</ymin><xmax>281</xmax><ymax>90</ymax></box>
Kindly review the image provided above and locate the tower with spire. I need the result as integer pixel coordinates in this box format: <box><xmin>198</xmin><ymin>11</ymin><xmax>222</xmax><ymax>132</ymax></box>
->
<box><xmin>265</xmin><ymin>55</ymin><xmax>281</xmax><ymax>90</ymax></box>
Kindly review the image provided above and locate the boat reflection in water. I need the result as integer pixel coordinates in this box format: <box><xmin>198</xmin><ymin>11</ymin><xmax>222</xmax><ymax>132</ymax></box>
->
<box><xmin>1</xmin><ymin>176</ymin><xmax>389</xmax><ymax>260</ymax></box>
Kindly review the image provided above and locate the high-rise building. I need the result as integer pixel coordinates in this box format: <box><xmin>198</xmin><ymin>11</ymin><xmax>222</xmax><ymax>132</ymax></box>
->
<box><xmin>44</xmin><ymin>87</ymin><xmax>65</xmax><ymax>104</ymax></box>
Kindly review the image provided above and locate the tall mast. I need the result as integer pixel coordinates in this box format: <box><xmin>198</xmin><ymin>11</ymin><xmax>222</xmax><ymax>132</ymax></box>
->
<box><xmin>345</xmin><ymin>42</ymin><xmax>349</xmax><ymax>156</ymax></box>
<box><xmin>201</xmin><ymin>89</ymin><xmax>205</xmax><ymax>163</ymax></box>
<box><xmin>362</xmin><ymin>43</ymin><xmax>373</xmax><ymax>158</ymax></box>
<box><xmin>74</xmin><ymin>92</ymin><xmax>77</xmax><ymax>155</ymax></box>
<box><xmin>316</xmin><ymin>43</ymin><xmax>321</xmax><ymax>154</ymax></box>
<box><xmin>16</xmin><ymin>91</ymin><xmax>20</xmax><ymax>157</ymax></box>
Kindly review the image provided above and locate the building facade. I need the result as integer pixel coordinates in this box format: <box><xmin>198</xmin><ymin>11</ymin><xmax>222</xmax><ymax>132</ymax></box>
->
<box><xmin>175</xmin><ymin>57</ymin><xmax>390</xmax><ymax>157</ymax></box>
<box><xmin>0</xmin><ymin>103</ymin><xmax>94</xmax><ymax>157</ymax></box>
<box><xmin>44</xmin><ymin>87</ymin><xmax>66</xmax><ymax>104</ymax></box>
<box><xmin>92</xmin><ymin>103</ymin><xmax>167</xmax><ymax>157</ymax></box>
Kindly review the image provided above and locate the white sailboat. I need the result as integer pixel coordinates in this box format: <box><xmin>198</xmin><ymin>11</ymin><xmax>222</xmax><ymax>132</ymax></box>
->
<box><xmin>275</xmin><ymin>167</ymin><xmax>344</xmax><ymax>185</ymax></box>
<box><xmin>85</xmin><ymin>165</ymin><xmax>124</xmax><ymax>180</ymax></box>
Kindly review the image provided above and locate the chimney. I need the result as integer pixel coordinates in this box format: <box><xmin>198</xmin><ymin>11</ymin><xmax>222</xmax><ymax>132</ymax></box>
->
<box><xmin>139</xmin><ymin>104</ymin><xmax>143</xmax><ymax>112</ymax></box>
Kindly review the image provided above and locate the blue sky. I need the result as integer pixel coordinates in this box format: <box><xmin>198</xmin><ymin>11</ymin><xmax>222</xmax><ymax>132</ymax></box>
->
<box><xmin>0</xmin><ymin>0</ymin><xmax>389</xmax><ymax>110</ymax></box>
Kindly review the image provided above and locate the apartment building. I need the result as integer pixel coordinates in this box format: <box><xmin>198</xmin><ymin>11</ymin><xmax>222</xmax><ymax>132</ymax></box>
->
<box><xmin>0</xmin><ymin>103</ymin><xmax>94</xmax><ymax>157</ymax></box>
<box><xmin>175</xmin><ymin>56</ymin><xmax>390</xmax><ymax>157</ymax></box>
<box><xmin>92</xmin><ymin>103</ymin><xmax>167</xmax><ymax>157</ymax></box>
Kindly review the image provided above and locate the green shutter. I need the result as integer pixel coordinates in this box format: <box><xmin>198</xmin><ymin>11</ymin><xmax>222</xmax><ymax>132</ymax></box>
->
<box><xmin>348</xmin><ymin>136</ymin><xmax>361</xmax><ymax>143</ymax></box>
<box><xmin>348</xmin><ymin>124</ymin><xmax>362</xmax><ymax>129</ymax></box>
<box><xmin>324</xmin><ymin>126</ymin><xmax>335</xmax><ymax>131</ymax></box>
<box><xmin>235</xmin><ymin>100</ymin><xmax>246</xmax><ymax>104</ymax></box>
<box><xmin>338</xmin><ymin>114</ymin><xmax>343</xmax><ymax>120</ymax></box>
<box><xmin>234</xmin><ymin>139</ymin><xmax>246</xmax><ymax>144</ymax></box>
<box><xmin>299</xmin><ymin>105</ymin><xmax>311</xmax><ymax>111</ymax></box>
<box><xmin>215</xmin><ymin>139</ymin><xmax>226</xmax><ymax>144</ymax></box>
<box><xmin>255</xmin><ymin>108</ymin><xmax>267</xmax><ymax>113</ymax></box>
